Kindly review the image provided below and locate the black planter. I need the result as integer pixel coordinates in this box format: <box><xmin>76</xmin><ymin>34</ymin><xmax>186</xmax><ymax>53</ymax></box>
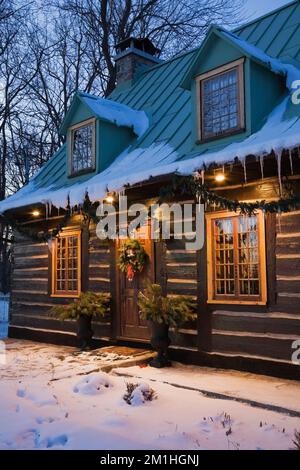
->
<box><xmin>149</xmin><ymin>321</ymin><xmax>171</xmax><ymax>368</ymax></box>
<box><xmin>77</xmin><ymin>315</ymin><xmax>94</xmax><ymax>350</ymax></box>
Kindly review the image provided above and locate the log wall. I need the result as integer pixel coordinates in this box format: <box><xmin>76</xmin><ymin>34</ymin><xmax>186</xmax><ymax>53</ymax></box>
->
<box><xmin>211</xmin><ymin>209</ymin><xmax>300</xmax><ymax>362</ymax></box>
<box><xmin>164</xmin><ymin>237</ymin><xmax>198</xmax><ymax>349</ymax></box>
<box><xmin>8</xmin><ymin>180</ymin><xmax>300</xmax><ymax>367</ymax></box>
<box><xmin>10</xmin><ymin>218</ymin><xmax>112</xmax><ymax>341</ymax></box>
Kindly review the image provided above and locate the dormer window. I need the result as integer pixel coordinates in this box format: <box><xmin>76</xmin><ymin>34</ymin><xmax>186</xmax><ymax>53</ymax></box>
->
<box><xmin>68</xmin><ymin>118</ymin><xmax>96</xmax><ymax>176</ymax></box>
<box><xmin>196</xmin><ymin>58</ymin><xmax>245</xmax><ymax>142</ymax></box>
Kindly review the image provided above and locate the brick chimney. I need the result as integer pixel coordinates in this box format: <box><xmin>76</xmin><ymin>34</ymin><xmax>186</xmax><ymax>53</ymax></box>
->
<box><xmin>114</xmin><ymin>37</ymin><xmax>161</xmax><ymax>87</ymax></box>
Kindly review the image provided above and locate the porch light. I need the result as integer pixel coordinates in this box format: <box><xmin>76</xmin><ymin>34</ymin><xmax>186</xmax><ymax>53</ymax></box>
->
<box><xmin>215</xmin><ymin>173</ymin><xmax>225</xmax><ymax>183</ymax></box>
<box><xmin>106</xmin><ymin>195</ymin><xmax>114</xmax><ymax>203</ymax></box>
<box><xmin>32</xmin><ymin>210</ymin><xmax>40</xmax><ymax>217</ymax></box>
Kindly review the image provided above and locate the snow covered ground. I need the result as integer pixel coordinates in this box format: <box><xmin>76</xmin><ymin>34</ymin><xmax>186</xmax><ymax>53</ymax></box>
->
<box><xmin>0</xmin><ymin>339</ymin><xmax>299</xmax><ymax>450</ymax></box>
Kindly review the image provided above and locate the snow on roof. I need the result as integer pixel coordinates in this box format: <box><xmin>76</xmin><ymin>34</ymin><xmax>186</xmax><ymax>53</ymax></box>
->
<box><xmin>1</xmin><ymin>94</ymin><xmax>299</xmax><ymax>214</ymax></box>
<box><xmin>1</xmin><ymin>7</ymin><xmax>300</xmax><ymax>216</ymax></box>
<box><xmin>78</xmin><ymin>92</ymin><xmax>149</xmax><ymax>138</ymax></box>
<box><xmin>220</xmin><ymin>28</ymin><xmax>300</xmax><ymax>91</ymax></box>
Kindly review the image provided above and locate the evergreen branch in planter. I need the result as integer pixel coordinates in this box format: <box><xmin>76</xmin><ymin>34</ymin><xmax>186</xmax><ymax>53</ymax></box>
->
<box><xmin>137</xmin><ymin>283</ymin><xmax>197</xmax><ymax>368</ymax></box>
<box><xmin>50</xmin><ymin>291</ymin><xmax>111</xmax><ymax>321</ymax></box>
<box><xmin>137</xmin><ymin>283</ymin><xmax>197</xmax><ymax>328</ymax></box>
<box><xmin>50</xmin><ymin>292</ymin><xmax>111</xmax><ymax>350</ymax></box>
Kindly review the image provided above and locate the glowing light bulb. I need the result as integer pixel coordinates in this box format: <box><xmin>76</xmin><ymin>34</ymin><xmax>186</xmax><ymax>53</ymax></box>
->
<box><xmin>215</xmin><ymin>173</ymin><xmax>225</xmax><ymax>183</ymax></box>
<box><xmin>32</xmin><ymin>210</ymin><xmax>40</xmax><ymax>217</ymax></box>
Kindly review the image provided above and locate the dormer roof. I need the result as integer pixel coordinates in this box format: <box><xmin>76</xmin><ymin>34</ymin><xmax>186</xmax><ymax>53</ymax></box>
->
<box><xmin>180</xmin><ymin>25</ymin><xmax>299</xmax><ymax>90</ymax></box>
<box><xmin>59</xmin><ymin>91</ymin><xmax>149</xmax><ymax>138</ymax></box>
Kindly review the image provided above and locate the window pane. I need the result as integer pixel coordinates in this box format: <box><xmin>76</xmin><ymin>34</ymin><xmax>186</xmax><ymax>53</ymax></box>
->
<box><xmin>214</xmin><ymin>218</ymin><xmax>235</xmax><ymax>295</ymax></box>
<box><xmin>71</xmin><ymin>124</ymin><xmax>93</xmax><ymax>173</ymax></box>
<box><xmin>237</xmin><ymin>215</ymin><xmax>260</xmax><ymax>296</ymax></box>
<box><xmin>202</xmin><ymin>68</ymin><xmax>240</xmax><ymax>139</ymax></box>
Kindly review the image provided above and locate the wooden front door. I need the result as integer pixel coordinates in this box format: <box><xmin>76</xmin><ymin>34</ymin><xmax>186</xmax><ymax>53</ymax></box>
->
<box><xmin>119</xmin><ymin>223</ymin><xmax>154</xmax><ymax>340</ymax></box>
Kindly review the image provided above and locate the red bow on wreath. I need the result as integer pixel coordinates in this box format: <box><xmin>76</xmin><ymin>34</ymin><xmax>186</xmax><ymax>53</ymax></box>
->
<box><xmin>126</xmin><ymin>264</ymin><xmax>134</xmax><ymax>282</ymax></box>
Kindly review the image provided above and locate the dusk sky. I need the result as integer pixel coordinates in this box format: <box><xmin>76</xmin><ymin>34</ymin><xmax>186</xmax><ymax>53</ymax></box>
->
<box><xmin>243</xmin><ymin>0</ymin><xmax>294</xmax><ymax>21</ymax></box>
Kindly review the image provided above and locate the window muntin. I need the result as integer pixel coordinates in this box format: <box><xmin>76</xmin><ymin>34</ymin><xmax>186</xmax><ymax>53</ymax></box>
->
<box><xmin>69</xmin><ymin>119</ymin><xmax>95</xmax><ymax>176</ymax></box>
<box><xmin>207</xmin><ymin>212</ymin><xmax>266</xmax><ymax>304</ymax></box>
<box><xmin>52</xmin><ymin>231</ymin><xmax>81</xmax><ymax>297</ymax></box>
<box><xmin>197</xmin><ymin>59</ymin><xmax>245</xmax><ymax>142</ymax></box>
<box><xmin>237</xmin><ymin>215</ymin><xmax>260</xmax><ymax>296</ymax></box>
<box><xmin>202</xmin><ymin>69</ymin><xmax>239</xmax><ymax>139</ymax></box>
<box><xmin>214</xmin><ymin>218</ymin><xmax>235</xmax><ymax>296</ymax></box>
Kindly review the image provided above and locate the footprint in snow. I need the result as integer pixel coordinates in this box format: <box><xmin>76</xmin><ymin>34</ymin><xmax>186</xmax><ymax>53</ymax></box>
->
<box><xmin>16</xmin><ymin>388</ymin><xmax>57</xmax><ymax>407</ymax></box>
<box><xmin>43</xmin><ymin>434</ymin><xmax>68</xmax><ymax>448</ymax></box>
<box><xmin>35</xmin><ymin>416</ymin><xmax>55</xmax><ymax>425</ymax></box>
<box><xmin>199</xmin><ymin>420</ymin><xmax>212</xmax><ymax>433</ymax></box>
<box><xmin>15</xmin><ymin>428</ymin><xmax>41</xmax><ymax>449</ymax></box>
<box><xmin>14</xmin><ymin>429</ymin><xmax>68</xmax><ymax>449</ymax></box>
<box><xmin>102</xmin><ymin>415</ymin><xmax>128</xmax><ymax>427</ymax></box>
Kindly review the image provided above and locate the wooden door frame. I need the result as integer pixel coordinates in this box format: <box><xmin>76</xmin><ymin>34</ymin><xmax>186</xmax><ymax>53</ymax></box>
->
<box><xmin>114</xmin><ymin>232</ymin><xmax>156</xmax><ymax>341</ymax></box>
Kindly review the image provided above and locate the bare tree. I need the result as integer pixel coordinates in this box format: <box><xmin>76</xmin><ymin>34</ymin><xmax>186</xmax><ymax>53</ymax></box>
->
<box><xmin>0</xmin><ymin>0</ymin><xmax>245</xmax><ymax>292</ymax></box>
<box><xmin>24</xmin><ymin>8</ymin><xmax>104</xmax><ymax>152</ymax></box>
<box><xmin>4</xmin><ymin>0</ymin><xmax>245</xmax><ymax>189</ymax></box>
<box><xmin>0</xmin><ymin>0</ymin><xmax>36</xmax><ymax>292</ymax></box>
<box><xmin>56</xmin><ymin>0</ymin><xmax>245</xmax><ymax>96</ymax></box>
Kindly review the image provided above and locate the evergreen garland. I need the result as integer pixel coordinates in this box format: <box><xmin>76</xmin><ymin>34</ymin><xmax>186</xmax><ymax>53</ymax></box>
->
<box><xmin>159</xmin><ymin>174</ymin><xmax>300</xmax><ymax>215</ymax></box>
<box><xmin>0</xmin><ymin>193</ymin><xmax>98</xmax><ymax>243</ymax></box>
<box><xmin>2</xmin><ymin>173</ymin><xmax>299</xmax><ymax>244</ymax></box>
<box><xmin>1</xmin><ymin>207</ymin><xmax>71</xmax><ymax>242</ymax></box>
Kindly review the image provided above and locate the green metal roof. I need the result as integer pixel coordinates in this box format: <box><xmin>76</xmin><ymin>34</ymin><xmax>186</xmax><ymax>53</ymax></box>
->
<box><xmin>234</xmin><ymin>0</ymin><xmax>300</xmax><ymax>66</ymax></box>
<box><xmin>1</xmin><ymin>1</ymin><xmax>300</xmax><ymax>212</ymax></box>
<box><xmin>110</xmin><ymin>48</ymin><xmax>196</xmax><ymax>157</ymax></box>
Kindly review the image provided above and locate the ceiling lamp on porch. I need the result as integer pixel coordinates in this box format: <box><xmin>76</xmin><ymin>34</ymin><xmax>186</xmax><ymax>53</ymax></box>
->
<box><xmin>105</xmin><ymin>195</ymin><xmax>115</xmax><ymax>203</ymax></box>
<box><xmin>214</xmin><ymin>168</ymin><xmax>226</xmax><ymax>183</ymax></box>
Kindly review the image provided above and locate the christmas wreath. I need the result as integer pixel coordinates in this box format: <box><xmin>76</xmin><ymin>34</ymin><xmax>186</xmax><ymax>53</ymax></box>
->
<box><xmin>119</xmin><ymin>239</ymin><xmax>148</xmax><ymax>281</ymax></box>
